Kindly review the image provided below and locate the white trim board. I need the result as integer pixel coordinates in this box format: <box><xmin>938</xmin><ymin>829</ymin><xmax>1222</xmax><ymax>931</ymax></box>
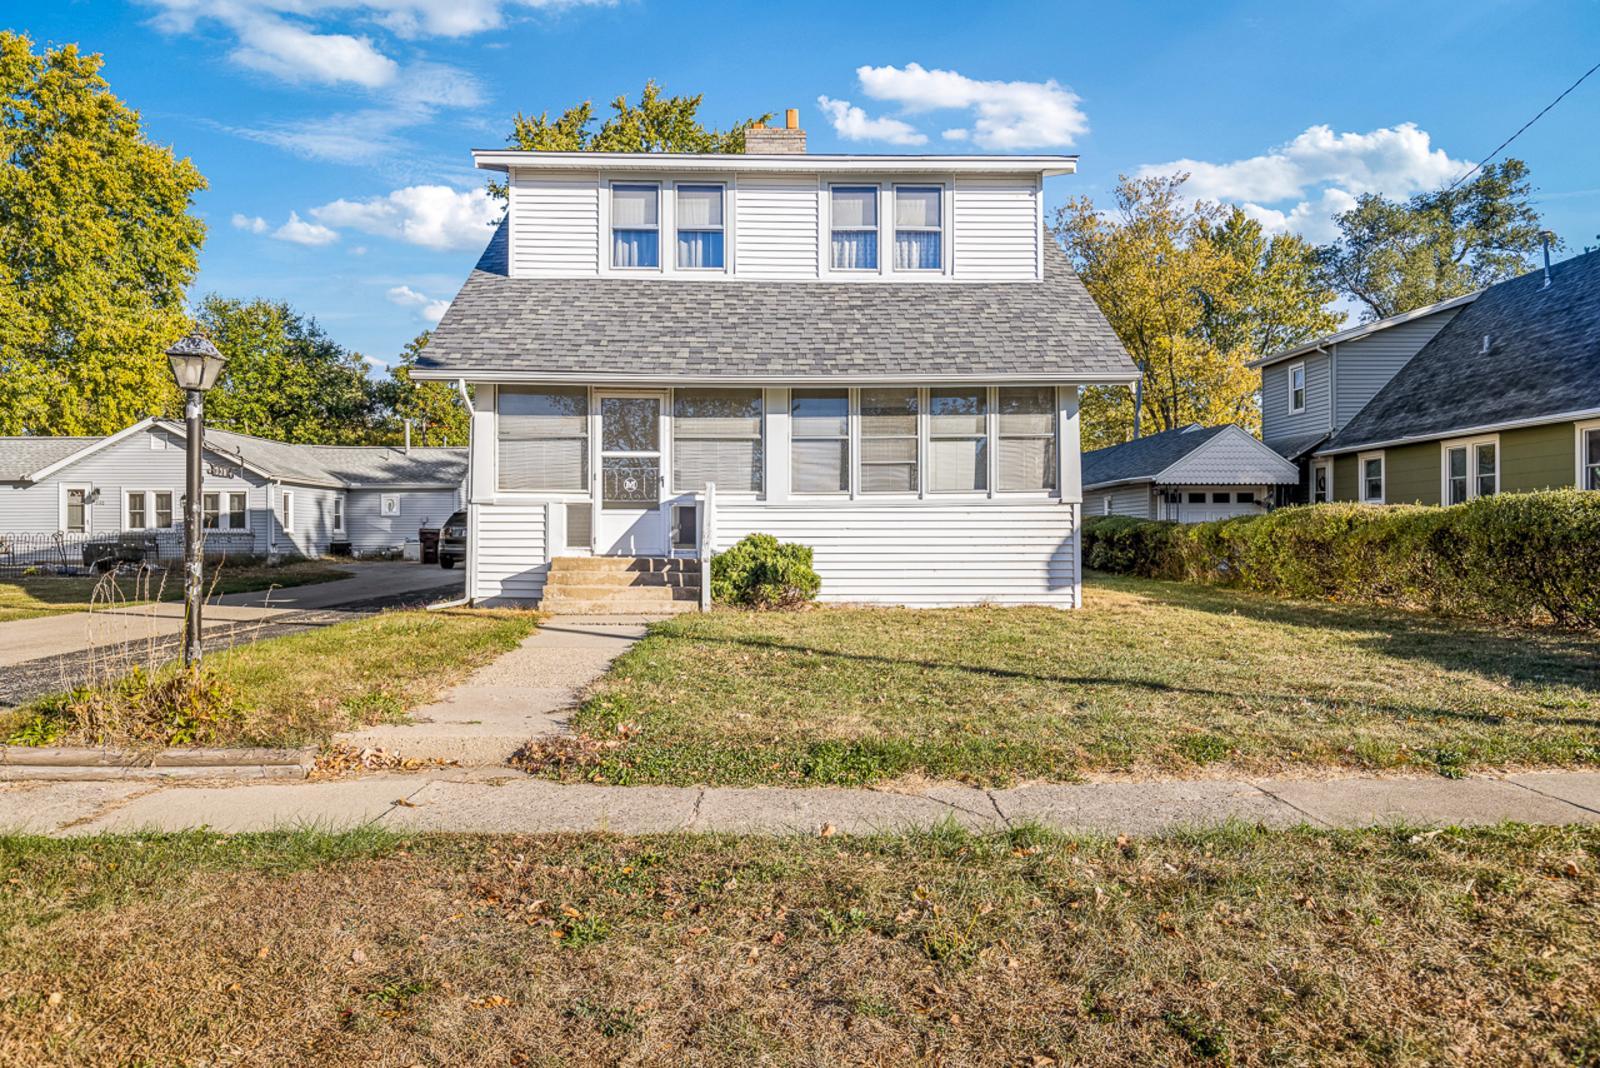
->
<box><xmin>1316</xmin><ymin>406</ymin><xmax>1600</xmax><ymax>457</ymax></box>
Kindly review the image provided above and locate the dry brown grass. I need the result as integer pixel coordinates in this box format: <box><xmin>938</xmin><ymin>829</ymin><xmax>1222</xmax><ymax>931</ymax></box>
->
<box><xmin>1</xmin><ymin>823</ymin><xmax>1596</xmax><ymax>1065</ymax></box>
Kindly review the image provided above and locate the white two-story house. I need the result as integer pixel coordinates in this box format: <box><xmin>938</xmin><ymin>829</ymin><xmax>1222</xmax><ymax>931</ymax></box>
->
<box><xmin>413</xmin><ymin>114</ymin><xmax>1137</xmax><ymax>610</ymax></box>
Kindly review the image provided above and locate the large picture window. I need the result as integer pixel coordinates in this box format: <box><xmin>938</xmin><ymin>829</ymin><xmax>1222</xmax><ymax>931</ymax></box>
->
<box><xmin>830</xmin><ymin>186</ymin><xmax>878</xmax><ymax>271</ymax></box>
<box><xmin>611</xmin><ymin>184</ymin><xmax>659</xmax><ymax>269</ymax></box>
<box><xmin>791</xmin><ymin>389</ymin><xmax>849</xmax><ymax>493</ymax></box>
<box><xmin>859</xmin><ymin>387</ymin><xmax>919</xmax><ymax>493</ymax></box>
<box><xmin>672</xmin><ymin>388</ymin><xmax>763</xmax><ymax>493</ymax></box>
<box><xmin>499</xmin><ymin>386</ymin><xmax>589</xmax><ymax>492</ymax></box>
<box><xmin>676</xmin><ymin>185</ymin><xmax>724</xmax><ymax>270</ymax></box>
<box><xmin>928</xmin><ymin>388</ymin><xmax>988</xmax><ymax>492</ymax></box>
<box><xmin>996</xmin><ymin>387</ymin><xmax>1056</xmax><ymax>491</ymax></box>
<box><xmin>893</xmin><ymin>186</ymin><xmax>942</xmax><ymax>271</ymax></box>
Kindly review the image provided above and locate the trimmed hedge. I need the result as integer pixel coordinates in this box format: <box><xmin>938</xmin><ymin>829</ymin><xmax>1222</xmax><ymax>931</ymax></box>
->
<box><xmin>1082</xmin><ymin>490</ymin><xmax>1600</xmax><ymax>628</ymax></box>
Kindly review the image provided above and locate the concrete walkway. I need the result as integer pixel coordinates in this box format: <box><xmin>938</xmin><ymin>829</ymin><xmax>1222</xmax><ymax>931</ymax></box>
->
<box><xmin>2</xmin><ymin>769</ymin><xmax>1595</xmax><ymax>837</ymax></box>
<box><xmin>336</xmin><ymin>618</ymin><xmax>646</xmax><ymax>765</ymax></box>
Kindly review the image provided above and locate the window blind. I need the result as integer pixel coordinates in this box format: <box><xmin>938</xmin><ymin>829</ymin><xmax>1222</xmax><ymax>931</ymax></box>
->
<box><xmin>673</xmin><ymin>388</ymin><xmax>762</xmax><ymax>493</ymax></box>
<box><xmin>499</xmin><ymin>386</ymin><xmax>589</xmax><ymax>492</ymax></box>
<box><xmin>996</xmin><ymin>386</ymin><xmax>1056</xmax><ymax>491</ymax></box>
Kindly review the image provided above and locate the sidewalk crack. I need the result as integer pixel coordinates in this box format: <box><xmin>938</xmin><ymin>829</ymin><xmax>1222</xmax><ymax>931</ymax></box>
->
<box><xmin>984</xmin><ymin>790</ymin><xmax>1011</xmax><ymax>829</ymax></box>
<box><xmin>55</xmin><ymin>783</ymin><xmax>166</xmax><ymax>833</ymax></box>
<box><xmin>1499</xmin><ymin>776</ymin><xmax>1600</xmax><ymax>818</ymax></box>
<box><xmin>1248</xmin><ymin>780</ymin><xmax>1331</xmax><ymax>828</ymax></box>
<box><xmin>686</xmin><ymin>787</ymin><xmax>705</xmax><ymax>832</ymax></box>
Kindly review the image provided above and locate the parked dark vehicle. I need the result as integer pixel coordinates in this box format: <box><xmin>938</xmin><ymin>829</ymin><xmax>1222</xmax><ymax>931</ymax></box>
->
<box><xmin>438</xmin><ymin>510</ymin><xmax>467</xmax><ymax>569</ymax></box>
<box><xmin>81</xmin><ymin>535</ymin><xmax>161</xmax><ymax>573</ymax></box>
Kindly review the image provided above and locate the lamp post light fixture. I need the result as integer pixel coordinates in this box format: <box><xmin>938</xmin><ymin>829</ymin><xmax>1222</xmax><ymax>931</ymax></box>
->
<box><xmin>165</xmin><ymin>332</ymin><xmax>228</xmax><ymax>670</ymax></box>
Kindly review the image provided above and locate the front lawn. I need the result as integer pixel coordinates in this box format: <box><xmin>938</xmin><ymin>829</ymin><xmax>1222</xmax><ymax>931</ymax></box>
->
<box><xmin>4</xmin><ymin>608</ymin><xmax>538</xmax><ymax>748</ymax></box>
<box><xmin>543</xmin><ymin>574</ymin><xmax>1600</xmax><ymax>786</ymax></box>
<box><xmin>1</xmin><ymin>823</ymin><xmax>1595</xmax><ymax>1065</ymax></box>
<box><xmin>0</xmin><ymin>561</ymin><xmax>348</xmax><ymax>623</ymax></box>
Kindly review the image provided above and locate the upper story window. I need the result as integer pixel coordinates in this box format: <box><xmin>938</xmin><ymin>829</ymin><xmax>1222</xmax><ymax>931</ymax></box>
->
<box><xmin>893</xmin><ymin>186</ymin><xmax>942</xmax><ymax>271</ymax></box>
<box><xmin>611</xmin><ymin>184</ymin><xmax>659</xmax><ymax>269</ymax></box>
<box><xmin>499</xmin><ymin>386</ymin><xmax>589</xmax><ymax>492</ymax></box>
<box><xmin>1288</xmin><ymin>362</ymin><xmax>1306</xmax><ymax>414</ymax></box>
<box><xmin>830</xmin><ymin>186</ymin><xmax>878</xmax><ymax>271</ymax></box>
<box><xmin>676</xmin><ymin>185</ymin><xmax>725</xmax><ymax>270</ymax></box>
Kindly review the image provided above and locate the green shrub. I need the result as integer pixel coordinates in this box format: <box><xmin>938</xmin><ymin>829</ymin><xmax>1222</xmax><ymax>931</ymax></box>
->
<box><xmin>1083</xmin><ymin>490</ymin><xmax>1600</xmax><ymax>628</ymax></box>
<box><xmin>710</xmin><ymin>533</ymin><xmax>821</xmax><ymax>609</ymax></box>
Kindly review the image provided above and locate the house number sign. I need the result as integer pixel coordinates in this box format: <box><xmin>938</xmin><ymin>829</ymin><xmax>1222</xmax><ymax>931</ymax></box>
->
<box><xmin>206</xmin><ymin>461</ymin><xmax>241</xmax><ymax>479</ymax></box>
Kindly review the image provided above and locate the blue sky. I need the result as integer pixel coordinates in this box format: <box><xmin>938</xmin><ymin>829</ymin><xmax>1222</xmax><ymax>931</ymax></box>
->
<box><xmin>13</xmin><ymin>1</ymin><xmax>1600</xmax><ymax>369</ymax></box>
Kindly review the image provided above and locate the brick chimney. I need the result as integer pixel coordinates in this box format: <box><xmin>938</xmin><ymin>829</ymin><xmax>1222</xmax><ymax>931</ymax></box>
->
<box><xmin>745</xmin><ymin>107</ymin><xmax>806</xmax><ymax>154</ymax></box>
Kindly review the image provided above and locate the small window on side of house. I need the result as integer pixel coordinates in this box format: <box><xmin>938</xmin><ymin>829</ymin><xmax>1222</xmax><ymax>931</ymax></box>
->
<box><xmin>1361</xmin><ymin>455</ymin><xmax>1384</xmax><ymax>503</ymax></box>
<box><xmin>154</xmin><ymin>492</ymin><xmax>173</xmax><ymax>529</ymax></box>
<box><xmin>1289</xmin><ymin>363</ymin><xmax>1306</xmax><ymax>414</ymax></box>
<box><xmin>1236</xmin><ymin>490</ymin><xmax>1256</xmax><ymax>504</ymax></box>
<box><xmin>1187</xmin><ymin>491</ymin><xmax>1206</xmax><ymax>504</ymax></box>
<box><xmin>127</xmin><ymin>492</ymin><xmax>147</xmax><ymax>531</ymax></box>
<box><xmin>229</xmin><ymin>492</ymin><xmax>247</xmax><ymax>530</ymax></box>
<box><xmin>1211</xmin><ymin>491</ymin><xmax>1230</xmax><ymax>504</ymax></box>
<box><xmin>1584</xmin><ymin>426</ymin><xmax>1600</xmax><ymax>491</ymax></box>
<box><xmin>202</xmin><ymin>492</ymin><xmax>220</xmax><ymax>529</ymax></box>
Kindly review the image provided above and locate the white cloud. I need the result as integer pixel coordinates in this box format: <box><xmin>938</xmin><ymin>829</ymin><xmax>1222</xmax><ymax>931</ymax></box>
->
<box><xmin>228</xmin><ymin>12</ymin><xmax>398</xmax><ymax>88</ymax></box>
<box><xmin>231</xmin><ymin>213</ymin><xmax>269</xmax><ymax>234</ymax></box>
<box><xmin>816</xmin><ymin>96</ymin><xmax>927</xmax><ymax>146</ymax></box>
<box><xmin>387</xmin><ymin>284</ymin><xmax>451</xmax><ymax>323</ymax></box>
<box><xmin>941</xmin><ymin>128</ymin><xmax>970</xmax><ymax>142</ymax></box>
<box><xmin>1138</xmin><ymin>123</ymin><xmax>1469</xmax><ymax>241</ymax></box>
<box><xmin>273</xmin><ymin>211</ymin><xmax>340</xmax><ymax>246</ymax></box>
<box><xmin>311</xmin><ymin>185</ymin><xmax>501</xmax><ymax>251</ymax></box>
<box><xmin>852</xmin><ymin>63</ymin><xmax>1088</xmax><ymax>149</ymax></box>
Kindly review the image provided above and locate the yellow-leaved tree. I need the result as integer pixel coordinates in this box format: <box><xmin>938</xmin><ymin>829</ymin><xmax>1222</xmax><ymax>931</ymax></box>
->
<box><xmin>1055</xmin><ymin>174</ymin><xmax>1341</xmax><ymax>449</ymax></box>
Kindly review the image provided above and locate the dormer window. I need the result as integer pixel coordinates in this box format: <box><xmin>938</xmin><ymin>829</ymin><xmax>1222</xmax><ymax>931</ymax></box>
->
<box><xmin>830</xmin><ymin>185</ymin><xmax>879</xmax><ymax>271</ymax></box>
<box><xmin>611</xmin><ymin>183</ymin><xmax>659</xmax><ymax>269</ymax></box>
<box><xmin>894</xmin><ymin>186</ymin><xmax>942</xmax><ymax>270</ymax></box>
<box><xmin>676</xmin><ymin>184</ymin><xmax>725</xmax><ymax>270</ymax></box>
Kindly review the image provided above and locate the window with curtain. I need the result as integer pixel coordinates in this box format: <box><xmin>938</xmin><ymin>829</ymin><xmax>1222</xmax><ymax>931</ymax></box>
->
<box><xmin>859</xmin><ymin>387</ymin><xmax>918</xmax><ymax>493</ymax></box>
<box><xmin>673</xmin><ymin>388</ymin><xmax>763</xmax><ymax>493</ymax></box>
<box><xmin>202</xmin><ymin>492</ymin><xmax>220</xmax><ymax>529</ymax></box>
<box><xmin>791</xmin><ymin>389</ymin><xmax>849</xmax><ymax>493</ymax></box>
<box><xmin>127</xmin><ymin>492</ymin><xmax>147</xmax><ymax>530</ymax></box>
<box><xmin>830</xmin><ymin>186</ymin><xmax>878</xmax><ymax>270</ymax></box>
<box><xmin>499</xmin><ymin>386</ymin><xmax>589</xmax><ymax>491</ymax></box>
<box><xmin>676</xmin><ymin>185</ymin><xmax>724</xmax><ymax>269</ymax></box>
<box><xmin>894</xmin><ymin>186</ymin><xmax>941</xmax><ymax>270</ymax></box>
<box><xmin>996</xmin><ymin>386</ymin><xmax>1056</xmax><ymax>491</ymax></box>
<box><xmin>929</xmin><ymin>388</ymin><xmax>987</xmax><ymax>492</ymax></box>
<box><xmin>66</xmin><ymin>488</ymin><xmax>86</xmax><ymax>532</ymax></box>
<box><xmin>611</xmin><ymin>184</ymin><xmax>659</xmax><ymax>268</ymax></box>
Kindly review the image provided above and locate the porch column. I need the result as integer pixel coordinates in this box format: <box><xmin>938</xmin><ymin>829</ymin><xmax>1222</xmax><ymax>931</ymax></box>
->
<box><xmin>764</xmin><ymin>387</ymin><xmax>790</xmax><ymax>502</ymax></box>
<box><xmin>1056</xmin><ymin>386</ymin><xmax>1082</xmax><ymax>503</ymax></box>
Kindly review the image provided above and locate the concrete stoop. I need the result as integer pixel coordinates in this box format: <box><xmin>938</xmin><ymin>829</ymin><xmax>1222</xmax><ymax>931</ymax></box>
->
<box><xmin>540</xmin><ymin>556</ymin><xmax>702</xmax><ymax>616</ymax></box>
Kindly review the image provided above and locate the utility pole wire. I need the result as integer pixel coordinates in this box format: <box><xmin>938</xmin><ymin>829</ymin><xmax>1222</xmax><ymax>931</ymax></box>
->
<box><xmin>1447</xmin><ymin>58</ymin><xmax>1600</xmax><ymax>190</ymax></box>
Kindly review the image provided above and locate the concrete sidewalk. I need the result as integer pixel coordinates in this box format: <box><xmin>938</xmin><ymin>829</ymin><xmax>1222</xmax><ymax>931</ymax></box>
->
<box><xmin>3</xmin><ymin>769</ymin><xmax>1596</xmax><ymax>837</ymax></box>
<box><xmin>335</xmin><ymin>617</ymin><xmax>646</xmax><ymax>765</ymax></box>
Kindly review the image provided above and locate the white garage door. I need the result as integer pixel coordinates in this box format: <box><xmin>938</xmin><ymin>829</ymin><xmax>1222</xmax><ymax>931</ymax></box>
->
<box><xmin>1167</xmin><ymin>489</ymin><xmax>1261</xmax><ymax>523</ymax></box>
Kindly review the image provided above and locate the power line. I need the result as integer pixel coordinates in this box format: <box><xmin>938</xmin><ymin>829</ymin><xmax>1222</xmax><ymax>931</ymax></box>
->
<box><xmin>1447</xmin><ymin>58</ymin><xmax>1600</xmax><ymax>190</ymax></box>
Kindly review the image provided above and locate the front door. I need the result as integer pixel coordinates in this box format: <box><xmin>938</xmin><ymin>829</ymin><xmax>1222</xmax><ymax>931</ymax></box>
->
<box><xmin>596</xmin><ymin>391</ymin><xmax>667</xmax><ymax>555</ymax></box>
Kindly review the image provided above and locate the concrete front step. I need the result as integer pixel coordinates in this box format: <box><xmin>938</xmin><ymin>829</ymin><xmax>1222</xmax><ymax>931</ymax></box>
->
<box><xmin>540</xmin><ymin>597</ymin><xmax>700</xmax><ymax>616</ymax></box>
<box><xmin>545</xmin><ymin>569</ymin><xmax>700</xmax><ymax>588</ymax></box>
<box><xmin>542</xmin><ymin>584</ymin><xmax>699</xmax><ymax>604</ymax></box>
<box><xmin>550</xmin><ymin>556</ymin><xmax>698</xmax><ymax>574</ymax></box>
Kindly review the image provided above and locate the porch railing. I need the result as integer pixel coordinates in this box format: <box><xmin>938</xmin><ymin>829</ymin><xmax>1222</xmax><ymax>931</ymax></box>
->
<box><xmin>0</xmin><ymin>529</ymin><xmax>258</xmax><ymax>577</ymax></box>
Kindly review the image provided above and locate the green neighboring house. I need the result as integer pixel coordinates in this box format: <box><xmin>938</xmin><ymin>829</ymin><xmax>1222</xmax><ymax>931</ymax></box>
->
<box><xmin>1258</xmin><ymin>248</ymin><xmax>1599</xmax><ymax>506</ymax></box>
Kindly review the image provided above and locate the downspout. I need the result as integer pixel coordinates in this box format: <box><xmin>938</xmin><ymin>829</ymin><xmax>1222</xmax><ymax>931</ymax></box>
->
<box><xmin>428</xmin><ymin>378</ymin><xmax>476</xmax><ymax>612</ymax></box>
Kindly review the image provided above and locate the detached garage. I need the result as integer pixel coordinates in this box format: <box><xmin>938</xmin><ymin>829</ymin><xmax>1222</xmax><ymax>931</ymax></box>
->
<box><xmin>1081</xmin><ymin>424</ymin><xmax>1300</xmax><ymax>523</ymax></box>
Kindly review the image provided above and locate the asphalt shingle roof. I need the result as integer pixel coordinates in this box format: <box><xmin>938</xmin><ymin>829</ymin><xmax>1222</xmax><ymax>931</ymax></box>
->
<box><xmin>1324</xmin><ymin>249</ymin><xmax>1600</xmax><ymax>453</ymax></box>
<box><xmin>1267</xmin><ymin>431</ymin><xmax>1328</xmax><ymax>461</ymax></box>
<box><xmin>0</xmin><ymin>437</ymin><xmax>101</xmax><ymax>481</ymax></box>
<box><xmin>417</xmin><ymin>222</ymin><xmax>1137</xmax><ymax>381</ymax></box>
<box><xmin>1082</xmin><ymin>425</ymin><xmax>1227</xmax><ymax>486</ymax></box>
<box><xmin>194</xmin><ymin>426</ymin><xmax>466</xmax><ymax>487</ymax></box>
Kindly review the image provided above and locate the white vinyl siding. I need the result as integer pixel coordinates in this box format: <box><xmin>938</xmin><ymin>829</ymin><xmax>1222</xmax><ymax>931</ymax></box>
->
<box><xmin>733</xmin><ymin>176</ymin><xmax>818</xmax><ymax>278</ymax></box>
<box><xmin>1084</xmin><ymin>485</ymin><xmax>1154</xmax><ymax>519</ymax></box>
<box><xmin>951</xmin><ymin>177</ymin><xmax>1039</xmax><ymax>280</ymax></box>
<box><xmin>713</xmin><ymin>501</ymin><xmax>1079</xmax><ymax>607</ymax></box>
<box><xmin>672</xmin><ymin>387</ymin><xmax>763</xmax><ymax>493</ymax></box>
<box><xmin>508</xmin><ymin>174</ymin><xmax>600</xmax><ymax>278</ymax></box>
<box><xmin>469</xmin><ymin>502</ymin><xmax>550</xmax><ymax>604</ymax></box>
<box><xmin>498</xmin><ymin>386</ymin><xmax>589</xmax><ymax>492</ymax></box>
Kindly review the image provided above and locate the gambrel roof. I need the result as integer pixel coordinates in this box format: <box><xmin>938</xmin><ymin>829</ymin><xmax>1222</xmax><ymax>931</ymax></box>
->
<box><xmin>414</xmin><ymin>222</ymin><xmax>1138</xmax><ymax>384</ymax></box>
<box><xmin>1083</xmin><ymin>424</ymin><xmax>1299</xmax><ymax>489</ymax></box>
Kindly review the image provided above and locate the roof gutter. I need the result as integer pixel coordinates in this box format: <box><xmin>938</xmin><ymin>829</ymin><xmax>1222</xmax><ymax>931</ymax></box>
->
<box><xmin>413</xmin><ymin>369</ymin><xmax>1141</xmax><ymax>387</ymax></box>
<box><xmin>1316</xmin><ymin>405</ymin><xmax>1600</xmax><ymax>457</ymax></box>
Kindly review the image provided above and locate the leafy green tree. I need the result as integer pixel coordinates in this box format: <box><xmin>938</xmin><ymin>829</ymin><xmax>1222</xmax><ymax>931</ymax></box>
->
<box><xmin>0</xmin><ymin>32</ymin><xmax>206</xmax><ymax>435</ymax></box>
<box><xmin>1055</xmin><ymin>174</ymin><xmax>1340</xmax><ymax>448</ymax></box>
<box><xmin>376</xmin><ymin>332</ymin><xmax>469</xmax><ymax>446</ymax></box>
<box><xmin>1317</xmin><ymin>159</ymin><xmax>1550</xmax><ymax>320</ymax></box>
<box><xmin>196</xmin><ymin>295</ymin><xmax>381</xmax><ymax>444</ymax></box>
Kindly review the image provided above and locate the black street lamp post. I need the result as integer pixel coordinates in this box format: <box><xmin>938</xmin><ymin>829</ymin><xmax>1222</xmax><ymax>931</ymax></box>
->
<box><xmin>165</xmin><ymin>333</ymin><xmax>228</xmax><ymax>670</ymax></box>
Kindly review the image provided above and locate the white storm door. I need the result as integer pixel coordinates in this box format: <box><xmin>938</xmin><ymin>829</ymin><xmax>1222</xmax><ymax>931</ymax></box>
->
<box><xmin>596</xmin><ymin>391</ymin><xmax>668</xmax><ymax>555</ymax></box>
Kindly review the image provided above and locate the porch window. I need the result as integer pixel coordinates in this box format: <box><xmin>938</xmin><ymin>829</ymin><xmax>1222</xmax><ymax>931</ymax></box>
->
<box><xmin>675</xmin><ymin>185</ymin><xmax>724</xmax><ymax>270</ymax></box>
<box><xmin>859</xmin><ymin>387</ymin><xmax>919</xmax><ymax>493</ymax></box>
<box><xmin>791</xmin><ymin>389</ymin><xmax>849</xmax><ymax>493</ymax></box>
<box><xmin>830</xmin><ymin>186</ymin><xmax>878</xmax><ymax>270</ymax></box>
<box><xmin>611</xmin><ymin>184</ymin><xmax>659</xmax><ymax>269</ymax></box>
<box><xmin>672</xmin><ymin>388</ymin><xmax>763</xmax><ymax>493</ymax></box>
<box><xmin>1583</xmin><ymin>425</ymin><xmax>1600</xmax><ymax>490</ymax></box>
<box><xmin>893</xmin><ymin>186</ymin><xmax>941</xmax><ymax>270</ymax></box>
<box><xmin>928</xmin><ymin>388</ymin><xmax>987</xmax><ymax>493</ymax></box>
<box><xmin>996</xmin><ymin>386</ymin><xmax>1056</xmax><ymax>491</ymax></box>
<box><xmin>499</xmin><ymin>386</ymin><xmax>589</xmax><ymax>492</ymax></box>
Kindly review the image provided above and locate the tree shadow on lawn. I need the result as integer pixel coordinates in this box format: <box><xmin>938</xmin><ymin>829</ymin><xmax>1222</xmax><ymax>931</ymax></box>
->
<box><xmin>1093</xmin><ymin>577</ymin><xmax>1600</xmax><ymax>698</ymax></box>
<box><xmin>679</xmin><ymin>632</ymin><xmax>1600</xmax><ymax>732</ymax></box>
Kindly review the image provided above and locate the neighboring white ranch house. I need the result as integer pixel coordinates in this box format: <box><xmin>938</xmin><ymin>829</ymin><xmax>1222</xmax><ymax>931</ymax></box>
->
<box><xmin>1082</xmin><ymin>424</ymin><xmax>1300</xmax><ymax>522</ymax></box>
<box><xmin>412</xmin><ymin>116</ymin><xmax>1138</xmax><ymax>609</ymax></box>
<box><xmin>0</xmin><ymin>417</ymin><xmax>465</xmax><ymax>561</ymax></box>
